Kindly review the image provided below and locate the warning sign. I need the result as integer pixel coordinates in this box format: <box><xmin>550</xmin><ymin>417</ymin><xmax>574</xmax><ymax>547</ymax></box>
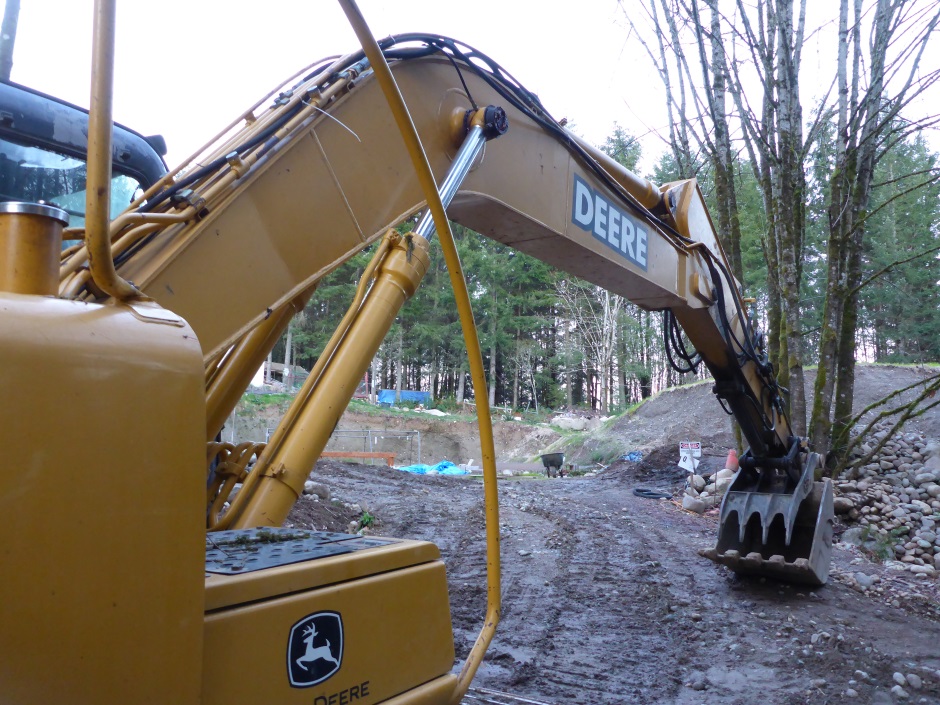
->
<box><xmin>678</xmin><ymin>441</ymin><xmax>701</xmax><ymax>472</ymax></box>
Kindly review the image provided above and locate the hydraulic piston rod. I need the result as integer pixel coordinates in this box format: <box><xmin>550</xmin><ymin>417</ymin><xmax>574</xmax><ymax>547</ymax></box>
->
<box><xmin>414</xmin><ymin>105</ymin><xmax>507</xmax><ymax>241</ymax></box>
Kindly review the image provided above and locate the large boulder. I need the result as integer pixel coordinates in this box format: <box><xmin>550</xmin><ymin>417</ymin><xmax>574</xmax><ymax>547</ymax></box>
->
<box><xmin>682</xmin><ymin>495</ymin><xmax>706</xmax><ymax>514</ymax></box>
<box><xmin>552</xmin><ymin>416</ymin><xmax>588</xmax><ymax>431</ymax></box>
<box><xmin>833</xmin><ymin>496</ymin><xmax>855</xmax><ymax>514</ymax></box>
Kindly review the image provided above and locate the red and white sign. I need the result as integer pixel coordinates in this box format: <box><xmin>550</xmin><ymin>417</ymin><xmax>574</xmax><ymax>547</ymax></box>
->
<box><xmin>678</xmin><ymin>441</ymin><xmax>701</xmax><ymax>472</ymax></box>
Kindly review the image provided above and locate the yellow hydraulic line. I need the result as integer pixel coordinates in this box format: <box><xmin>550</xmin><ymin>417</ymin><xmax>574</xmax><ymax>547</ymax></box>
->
<box><xmin>59</xmin><ymin>270</ymin><xmax>78</xmax><ymax>293</ymax></box>
<box><xmin>60</xmin><ymin>212</ymin><xmax>188</xmax><ymax>281</ymax></box>
<box><xmin>204</xmin><ymin>348</ymin><xmax>228</xmax><ymax>387</ymax></box>
<box><xmin>338</xmin><ymin>3</ymin><xmax>500</xmax><ymax>701</ymax></box>
<box><xmin>84</xmin><ymin>0</ymin><xmax>139</xmax><ymax>302</ymax></box>
<box><xmin>60</xmin><ymin>269</ymin><xmax>91</xmax><ymax>299</ymax></box>
<box><xmin>168</xmin><ymin>55</ymin><xmax>351</xmax><ymax>179</ymax></box>
<box><xmin>204</xmin><ymin>284</ymin><xmax>316</xmax><ymax>442</ymax></box>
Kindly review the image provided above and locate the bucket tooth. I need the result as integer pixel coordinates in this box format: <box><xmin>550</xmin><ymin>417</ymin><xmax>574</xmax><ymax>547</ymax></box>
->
<box><xmin>743</xmin><ymin>552</ymin><xmax>763</xmax><ymax>569</ymax></box>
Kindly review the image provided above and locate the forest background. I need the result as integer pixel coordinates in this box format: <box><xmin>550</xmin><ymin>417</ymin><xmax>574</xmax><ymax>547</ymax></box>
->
<box><xmin>272</xmin><ymin>0</ymin><xmax>940</xmax><ymax>467</ymax></box>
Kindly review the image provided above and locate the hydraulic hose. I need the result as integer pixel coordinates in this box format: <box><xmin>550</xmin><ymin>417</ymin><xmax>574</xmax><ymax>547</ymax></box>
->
<box><xmin>338</xmin><ymin>3</ymin><xmax>501</xmax><ymax>701</ymax></box>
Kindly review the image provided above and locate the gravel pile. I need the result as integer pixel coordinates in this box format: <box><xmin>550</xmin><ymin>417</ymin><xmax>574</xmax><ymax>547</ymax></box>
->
<box><xmin>681</xmin><ymin>465</ymin><xmax>736</xmax><ymax>513</ymax></box>
<box><xmin>835</xmin><ymin>422</ymin><xmax>940</xmax><ymax>576</ymax></box>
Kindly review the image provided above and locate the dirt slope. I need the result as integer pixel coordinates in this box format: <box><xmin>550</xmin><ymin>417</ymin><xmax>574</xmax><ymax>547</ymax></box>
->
<box><xmin>575</xmin><ymin>364</ymin><xmax>940</xmax><ymax>470</ymax></box>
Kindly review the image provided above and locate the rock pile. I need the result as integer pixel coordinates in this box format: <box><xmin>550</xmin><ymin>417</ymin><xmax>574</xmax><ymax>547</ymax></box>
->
<box><xmin>835</xmin><ymin>423</ymin><xmax>940</xmax><ymax>576</ymax></box>
<box><xmin>679</xmin><ymin>426</ymin><xmax>940</xmax><ymax>579</ymax></box>
<box><xmin>681</xmin><ymin>450</ymin><xmax>737</xmax><ymax>514</ymax></box>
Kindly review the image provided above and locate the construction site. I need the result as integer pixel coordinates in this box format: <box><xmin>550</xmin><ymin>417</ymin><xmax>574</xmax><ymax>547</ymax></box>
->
<box><xmin>3</xmin><ymin>1</ymin><xmax>940</xmax><ymax>704</ymax></box>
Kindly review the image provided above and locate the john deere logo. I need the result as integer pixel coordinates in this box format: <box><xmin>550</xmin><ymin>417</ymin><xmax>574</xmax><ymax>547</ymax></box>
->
<box><xmin>287</xmin><ymin>611</ymin><xmax>343</xmax><ymax>688</ymax></box>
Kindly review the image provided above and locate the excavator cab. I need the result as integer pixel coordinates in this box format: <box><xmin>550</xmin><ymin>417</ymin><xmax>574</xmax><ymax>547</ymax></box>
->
<box><xmin>0</xmin><ymin>80</ymin><xmax>167</xmax><ymax>228</ymax></box>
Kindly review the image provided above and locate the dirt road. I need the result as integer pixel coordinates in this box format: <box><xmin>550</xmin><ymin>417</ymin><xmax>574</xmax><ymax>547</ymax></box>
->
<box><xmin>290</xmin><ymin>460</ymin><xmax>940</xmax><ymax>705</ymax></box>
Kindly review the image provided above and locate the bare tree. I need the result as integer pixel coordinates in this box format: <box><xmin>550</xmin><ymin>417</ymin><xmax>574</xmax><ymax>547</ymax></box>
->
<box><xmin>810</xmin><ymin>0</ymin><xmax>940</xmax><ymax>463</ymax></box>
<box><xmin>624</xmin><ymin>0</ymin><xmax>817</xmax><ymax>434</ymax></box>
<box><xmin>556</xmin><ymin>280</ymin><xmax>623</xmax><ymax>413</ymax></box>
<box><xmin>0</xmin><ymin>0</ymin><xmax>20</xmax><ymax>82</ymax></box>
<box><xmin>510</xmin><ymin>339</ymin><xmax>540</xmax><ymax>413</ymax></box>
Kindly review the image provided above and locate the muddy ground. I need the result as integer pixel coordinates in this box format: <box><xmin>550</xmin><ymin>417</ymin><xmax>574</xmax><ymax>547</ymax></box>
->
<box><xmin>289</xmin><ymin>458</ymin><xmax>940</xmax><ymax>705</ymax></box>
<box><xmin>278</xmin><ymin>365</ymin><xmax>940</xmax><ymax>704</ymax></box>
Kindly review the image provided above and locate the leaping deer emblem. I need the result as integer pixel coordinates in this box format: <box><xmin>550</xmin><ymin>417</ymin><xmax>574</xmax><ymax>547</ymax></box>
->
<box><xmin>296</xmin><ymin>624</ymin><xmax>340</xmax><ymax>672</ymax></box>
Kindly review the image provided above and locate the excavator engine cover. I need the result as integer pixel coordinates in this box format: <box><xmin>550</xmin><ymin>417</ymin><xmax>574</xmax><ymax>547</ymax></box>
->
<box><xmin>202</xmin><ymin>528</ymin><xmax>457</xmax><ymax>705</ymax></box>
<box><xmin>704</xmin><ymin>453</ymin><xmax>834</xmax><ymax>585</ymax></box>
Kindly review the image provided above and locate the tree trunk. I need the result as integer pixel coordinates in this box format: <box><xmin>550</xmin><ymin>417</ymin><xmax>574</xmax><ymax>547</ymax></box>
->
<box><xmin>284</xmin><ymin>323</ymin><xmax>293</xmax><ymax>389</ymax></box>
<box><xmin>772</xmin><ymin>0</ymin><xmax>808</xmax><ymax>435</ymax></box>
<box><xmin>394</xmin><ymin>328</ymin><xmax>403</xmax><ymax>403</ymax></box>
<box><xmin>456</xmin><ymin>365</ymin><xmax>466</xmax><ymax>404</ymax></box>
<box><xmin>488</xmin><ymin>340</ymin><xmax>497</xmax><ymax>408</ymax></box>
<box><xmin>529</xmin><ymin>356</ymin><xmax>539</xmax><ymax>414</ymax></box>
<box><xmin>0</xmin><ymin>0</ymin><xmax>20</xmax><ymax>82</ymax></box>
<box><xmin>618</xmin><ymin>329</ymin><xmax>627</xmax><ymax>408</ymax></box>
<box><xmin>701</xmin><ymin>0</ymin><xmax>745</xmax><ymax>282</ymax></box>
<box><xmin>831</xmin><ymin>243</ymin><xmax>862</xmax><ymax>462</ymax></box>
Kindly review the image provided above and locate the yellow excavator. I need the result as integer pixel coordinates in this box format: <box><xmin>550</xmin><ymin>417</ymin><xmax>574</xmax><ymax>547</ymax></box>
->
<box><xmin>0</xmin><ymin>2</ymin><xmax>832</xmax><ymax>703</ymax></box>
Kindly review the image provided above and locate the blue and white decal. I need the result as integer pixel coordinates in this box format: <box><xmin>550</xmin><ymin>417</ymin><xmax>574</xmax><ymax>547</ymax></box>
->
<box><xmin>571</xmin><ymin>174</ymin><xmax>648</xmax><ymax>271</ymax></box>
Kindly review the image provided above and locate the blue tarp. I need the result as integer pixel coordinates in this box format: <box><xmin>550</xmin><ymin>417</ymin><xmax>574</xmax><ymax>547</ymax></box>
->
<box><xmin>621</xmin><ymin>451</ymin><xmax>643</xmax><ymax>462</ymax></box>
<box><xmin>397</xmin><ymin>460</ymin><xmax>468</xmax><ymax>475</ymax></box>
<box><xmin>377</xmin><ymin>389</ymin><xmax>432</xmax><ymax>405</ymax></box>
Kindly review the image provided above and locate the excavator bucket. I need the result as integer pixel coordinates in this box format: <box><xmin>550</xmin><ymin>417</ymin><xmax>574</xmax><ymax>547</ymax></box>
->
<box><xmin>702</xmin><ymin>452</ymin><xmax>834</xmax><ymax>585</ymax></box>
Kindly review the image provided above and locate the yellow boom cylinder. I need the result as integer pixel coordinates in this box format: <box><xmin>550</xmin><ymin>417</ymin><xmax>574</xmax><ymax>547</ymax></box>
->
<box><xmin>228</xmin><ymin>234</ymin><xmax>430</xmax><ymax>528</ymax></box>
<box><xmin>204</xmin><ymin>285</ymin><xmax>315</xmax><ymax>442</ymax></box>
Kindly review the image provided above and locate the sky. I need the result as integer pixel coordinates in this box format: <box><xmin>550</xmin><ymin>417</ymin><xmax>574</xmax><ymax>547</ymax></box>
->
<box><xmin>10</xmin><ymin>1</ymin><xmax>659</xmax><ymax>168</ymax></box>
<box><xmin>7</xmin><ymin>1</ymin><xmax>939</xmax><ymax>171</ymax></box>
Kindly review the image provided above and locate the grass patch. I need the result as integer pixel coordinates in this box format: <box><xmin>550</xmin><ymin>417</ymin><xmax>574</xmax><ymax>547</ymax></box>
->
<box><xmin>859</xmin><ymin>525</ymin><xmax>906</xmax><ymax>563</ymax></box>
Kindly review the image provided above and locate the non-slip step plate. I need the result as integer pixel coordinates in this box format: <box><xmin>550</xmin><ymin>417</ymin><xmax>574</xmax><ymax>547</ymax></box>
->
<box><xmin>206</xmin><ymin>528</ymin><xmax>396</xmax><ymax>574</ymax></box>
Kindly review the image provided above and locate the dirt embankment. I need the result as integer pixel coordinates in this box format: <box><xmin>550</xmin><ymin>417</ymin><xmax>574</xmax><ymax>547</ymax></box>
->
<box><xmin>228</xmin><ymin>400</ymin><xmax>561</xmax><ymax>467</ymax></box>
<box><xmin>234</xmin><ymin>365</ymin><xmax>940</xmax><ymax>469</ymax></box>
